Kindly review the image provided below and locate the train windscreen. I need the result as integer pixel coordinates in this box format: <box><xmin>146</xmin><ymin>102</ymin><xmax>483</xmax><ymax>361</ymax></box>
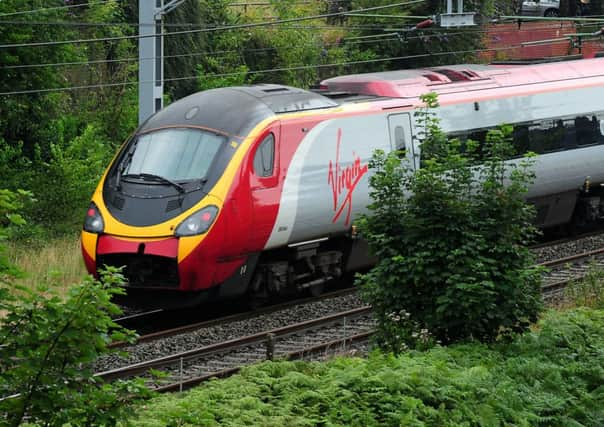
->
<box><xmin>120</xmin><ymin>128</ymin><xmax>226</xmax><ymax>182</ymax></box>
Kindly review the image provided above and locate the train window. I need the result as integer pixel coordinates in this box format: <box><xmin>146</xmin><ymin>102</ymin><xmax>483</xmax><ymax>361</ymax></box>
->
<box><xmin>512</xmin><ymin>124</ymin><xmax>530</xmax><ymax>156</ymax></box>
<box><xmin>444</xmin><ymin>129</ymin><xmax>487</xmax><ymax>161</ymax></box>
<box><xmin>253</xmin><ymin>133</ymin><xmax>275</xmax><ymax>177</ymax></box>
<box><xmin>436</xmin><ymin>111</ymin><xmax>604</xmax><ymax>164</ymax></box>
<box><xmin>394</xmin><ymin>126</ymin><xmax>406</xmax><ymax>150</ymax></box>
<box><xmin>123</xmin><ymin>128</ymin><xmax>224</xmax><ymax>182</ymax></box>
<box><xmin>527</xmin><ymin>119</ymin><xmax>569</xmax><ymax>153</ymax></box>
<box><xmin>575</xmin><ymin>115</ymin><xmax>603</xmax><ymax>147</ymax></box>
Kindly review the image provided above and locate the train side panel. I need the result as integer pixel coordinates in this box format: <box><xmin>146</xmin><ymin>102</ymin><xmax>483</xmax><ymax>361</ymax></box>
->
<box><xmin>435</xmin><ymin>84</ymin><xmax>604</xmax><ymax>227</ymax></box>
<box><xmin>266</xmin><ymin>113</ymin><xmax>394</xmax><ymax>248</ymax></box>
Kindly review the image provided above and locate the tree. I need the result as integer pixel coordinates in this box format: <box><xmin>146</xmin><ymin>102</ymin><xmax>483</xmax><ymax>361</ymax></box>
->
<box><xmin>356</xmin><ymin>93</ymin><xmax>543</xmax><ymax>352</ymax></box>
<box><xmin>0</xmin><ymin>1</ymin><xmax>82</xmax><ymax>157</ymax></box>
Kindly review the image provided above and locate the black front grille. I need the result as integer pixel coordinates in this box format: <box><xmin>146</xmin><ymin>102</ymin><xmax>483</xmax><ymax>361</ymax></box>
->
<box><xmin>97</xmin><ymin>254</ymin><xmax>179</xmax><ymax>288</ymax></box>
<box><xmin>165</xmin><ymin>199</ymin><xmax>181</xmax><ymax>212</ymax></box>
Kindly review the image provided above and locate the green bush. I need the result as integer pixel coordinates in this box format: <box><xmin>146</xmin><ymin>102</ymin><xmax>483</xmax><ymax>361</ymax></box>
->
<box><xmin>0</xmin><ymin>125</ymin><xmax>114</xmax><ymax>238</ymax></box>
<box><xmin>0</xmin><ymin>268</ymin><xmax>153</xmax><ymax>426</ymax></box>
<box><xmin>0</xmin><ymin>189</ymin><xmax>31</xmax><ymax>284</ymax></box>
<box><xmin>356</xmin><ymin>93</ymin><xmax>542</xmax><ymax>349</ymax></box>
<box><xmin>0</xmin><ymin>192</ymin><xmax>152</xmax><ymax>425</ymax></box>
<box><xmin>127</xmin><ymin>308</ymin><xmax>604</xmax><ymax>426</ymax></box>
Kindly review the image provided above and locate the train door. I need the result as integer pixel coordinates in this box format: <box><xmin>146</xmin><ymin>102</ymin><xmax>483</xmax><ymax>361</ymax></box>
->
<box><xmin>249</xmin><ymin>123</ymin><xmax>281</xmax><ymax>249</ymax></box>
<box><xmin>388</xmin><ymin>113</ymin><xmax>417</xmax><ymax>169</ymax></box>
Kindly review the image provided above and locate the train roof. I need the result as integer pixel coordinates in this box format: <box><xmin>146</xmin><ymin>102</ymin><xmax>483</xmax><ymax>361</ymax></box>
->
<box><xmin>319</xmin><ymin>57</ymin><xmax>604</xmax><ymax>100</ymax></box>
<box><xmin>139</xmin><ymin>84</ymin><xmax>338</xmax><ymax>138</ymax></box>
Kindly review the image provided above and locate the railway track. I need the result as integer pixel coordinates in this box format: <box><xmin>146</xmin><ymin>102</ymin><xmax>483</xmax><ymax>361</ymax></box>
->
<box><xmin>98</xmin><ymin>243</ymin><xmax>604</xmax><ymax>393</ymax></box>
<box><xmin>539</xmin><ymin>247</ymin><xmax>604</xmax><ymax>301</ymax></box>
<box><xmin>97</xmin><ymin>306</ymin><xmax>374</xmax><ymax>392</ymax></box>
<box><xmin>109</xmin><ymin>287</ymin><xmax>359</xmax><ymax>349</ymax></box>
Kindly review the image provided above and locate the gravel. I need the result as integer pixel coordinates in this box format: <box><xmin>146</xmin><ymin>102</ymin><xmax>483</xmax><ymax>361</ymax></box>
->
<box><xmin>532</xmin><ymin>233</ymin><xmax>604</xmax><ymax>263</ymax></box>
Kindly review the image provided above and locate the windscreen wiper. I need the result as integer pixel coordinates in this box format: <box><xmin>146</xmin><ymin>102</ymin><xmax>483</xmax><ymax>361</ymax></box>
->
<box><xmin>122</xmin><ymin>173</ymin><xmax>185</xmax><ymax>194</ymax></box>
<box><xmin>115</xmin><ymin>140</ymin><xmax>138</xmax><ymax>191</ymax></box>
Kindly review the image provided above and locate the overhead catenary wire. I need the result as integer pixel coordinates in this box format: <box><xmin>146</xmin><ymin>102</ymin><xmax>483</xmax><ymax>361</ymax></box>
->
<box><xmin>498</xmin><ymin>14</ymin><xmax>604</xmax><ymax>24</ymax></box>
<box><xmin>3</xmin><ymin>21</ymin><xmax>594</xmax><ymax>72</ymax></box>
<box><xmin>0</xmin><ymin>26</ymin><xmax>492</xmax><ymax>71</ymax></box>
<box><xmin>0</xmin><ymin>19</ymin><xmax>414</xmax><ymax>29</ymax></box>
<box><xmin>4</xmin><ymin>18</ymin><xmax>594</xmax><ymax>72</ymax></box>
<box><xmin>0</xmin><ymin>0</ymin><xmax>319</xmax><ymax>22</ymax></box>
<box><xmin>0</xmin><ymin>40</ymin><xmax>577</xmax><ymax>97</ymax></box>
<box><xmin>0</xmin><ymin>0</ymin><xmax>112</xmax><ymax>17</ymax></box>
<box><xmin>0</xmin><ymin>13</ymin><xmax>430</xmax><ymax>27</ymax></box>
<box><xmin>0</xmin><ymin>0</ymin><xmax>426</xmax><ymax>49</ymax></box>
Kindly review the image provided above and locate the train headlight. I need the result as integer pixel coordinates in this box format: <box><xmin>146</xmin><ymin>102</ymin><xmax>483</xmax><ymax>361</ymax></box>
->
<box><xmin>83</xmin><ymin>203</ymin><xmax>104</xmax><ymax>234</ymax></box>
<box><xmin>174</xmin><ymin>206</ymin><xmax>218</xmax><ymax>237</ymax></box>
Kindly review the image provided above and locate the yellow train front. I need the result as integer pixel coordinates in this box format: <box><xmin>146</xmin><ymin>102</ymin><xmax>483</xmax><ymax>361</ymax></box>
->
<box><xmin>81</xmin><ymin>84</ymin><xmax>339</xmax><ymax>308</ymax></box>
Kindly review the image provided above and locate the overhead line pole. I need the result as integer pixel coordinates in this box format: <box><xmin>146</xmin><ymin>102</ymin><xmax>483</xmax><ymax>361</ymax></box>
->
<box><xmin>139</xmin><ymin>0</ymin><xmax>162</xmax><ymax>125</ymax></box>
<box><xmin>440</xmin><ymin>0</ymin><xmax>475</xmax><ymax>27</ymax></box>
<box><xmin>139</xmin><ymin>0</ymin><xmax>185</xmax><ymax>125</ymax></box>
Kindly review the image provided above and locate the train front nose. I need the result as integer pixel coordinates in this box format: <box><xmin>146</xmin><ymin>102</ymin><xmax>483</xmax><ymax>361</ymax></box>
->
<box><xmin>95</xmin><ymin>236</ymin><xmax>181</xmax><ymax>289</ymax></box>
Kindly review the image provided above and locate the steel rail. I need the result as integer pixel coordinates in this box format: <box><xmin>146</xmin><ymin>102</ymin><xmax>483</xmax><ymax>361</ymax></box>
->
<box><xmin>113</xmin><ymin>309</ymin><xmax>164</xmax><ymax>327</ymax></box>
<box><xmin>539</xmin><ymin>247</ymin><xmax>604</xmax><ymax>300</ymax></box>
<box><xmin>538</xmin><ymin>246</ymin><xmax>604</xmax><ymax>268</ymax></box>
<box><xmin>153</xmin><ymin>331</ymin><xmax>374</xmax><ymax>393</ymax></box>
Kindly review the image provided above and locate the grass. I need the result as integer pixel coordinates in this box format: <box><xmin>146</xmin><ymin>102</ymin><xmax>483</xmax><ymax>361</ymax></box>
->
<box><xmin>563</xmin><ymin>261</ymin><xmax>604</xmax><ymax>309</ymax></box>
<box><xmin>8</xmin><ymin>234</ymin><xmax>88</xmax><ymax>295</ymax></box>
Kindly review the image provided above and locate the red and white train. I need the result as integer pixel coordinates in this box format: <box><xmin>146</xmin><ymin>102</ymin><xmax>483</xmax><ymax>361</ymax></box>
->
<box><xmin>82</xmin><ymin>57</ymin><xmax>604</xmax><ymax>307</ymax></box>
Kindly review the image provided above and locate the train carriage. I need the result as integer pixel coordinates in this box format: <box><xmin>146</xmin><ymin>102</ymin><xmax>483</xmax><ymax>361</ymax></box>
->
<box><xmin>81</xmin><ymin>57</ymin><xmax>604</xmax><ymax>307</ymax></box>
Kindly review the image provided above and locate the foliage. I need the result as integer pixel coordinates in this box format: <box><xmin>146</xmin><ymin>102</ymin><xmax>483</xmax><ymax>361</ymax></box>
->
<box><xmin>346</xmin><ymin>0</ymin><xmax>486</xmax><ymax>71</ymax></box>
<box><xmin>127</xmin><ymin>308</ymin><xmax>604</xmax><ymax>426</ymax></box>
<box><xmin>8</xmin><ymin>235</ymin><xmax>88</xmax><ymax>296</ymax></box>
<box><xmin>0</xmin><ymin>1</ymin><xmax>135</xmax><ymax>239</ymax></box>
<box><xmin>0</xmin><ymin>125</ymin><xmax>114</xmax><ymax>237</ymax></box>
<box><xmin>356</xmin><ymin>92</ymin><xmax>542</xmax><ymax>350</ymax></box>
<box><xmin>0</xmin><ymin>189</ymin><xmax>32</xmax><ymax>280</ymax></box>
<box><xmin>0</xmin><ymin>267</ymin><xmax>153</xmax><ymax>426</ymax></box>
<box><xmin>67</xmin><ymin>0</ymin><xmax>138</xmax><ymax>143</ymax></box>
<box><xmin>162</xmin><ymin>0</ymin><xmax>210</xmax><ymax>100</ymax></box>
<box><xmin>0</xmin><ymin>193</ymin><xmax>152</xmax><ymax>425</ymax></box>
<box><xmin>194</xmin><ymin>1</ymin><xmax>381</xmax><ymax>90</ymax></box>
<box><xmin>0</xmin><ymin>1</ymin><xmax>81</xmax><ymax>155</ymax></box>
<box><xmin>185</xmin><ymin>1</ymin><xmax>254</xmax><ymax>91</ymax></box>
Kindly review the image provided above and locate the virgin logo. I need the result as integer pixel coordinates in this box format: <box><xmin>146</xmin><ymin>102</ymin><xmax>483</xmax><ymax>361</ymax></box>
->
<box><xmin>328</xmin><ymin>128</ymin><xmax>369</xmax><ymax>226</ymax></box>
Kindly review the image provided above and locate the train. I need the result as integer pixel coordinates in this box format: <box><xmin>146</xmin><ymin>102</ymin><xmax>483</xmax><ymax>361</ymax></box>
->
<box><xmin>81</xmin><ymin>57</ymin><xmax>604</xmax><ymax>308</ymax></box>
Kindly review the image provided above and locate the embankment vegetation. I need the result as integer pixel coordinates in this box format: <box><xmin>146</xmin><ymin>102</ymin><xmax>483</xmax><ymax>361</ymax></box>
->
<box><xmin>126</xmin><ymin>307</ymin><xmax>604</xmax><ymax>426</ymax></box>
